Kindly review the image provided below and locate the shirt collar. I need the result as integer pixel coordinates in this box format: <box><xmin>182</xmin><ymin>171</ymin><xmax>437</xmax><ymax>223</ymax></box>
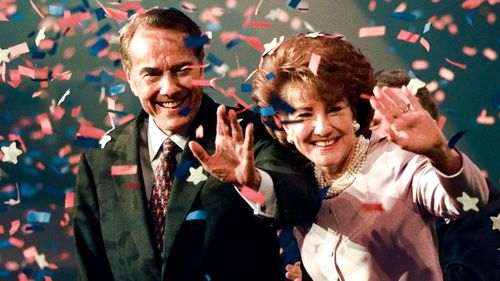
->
<box><xmin>147</xmin><ymin>116</ymin><xmax>189</xmax><ymax>162</ymax></box>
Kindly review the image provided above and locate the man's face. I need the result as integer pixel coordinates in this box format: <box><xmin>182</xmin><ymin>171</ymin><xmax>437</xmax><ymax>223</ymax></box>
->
<box><xmin>125</xmin><ymin>27</ymin><xmax>204</xmax><ymax>135</ymax></box>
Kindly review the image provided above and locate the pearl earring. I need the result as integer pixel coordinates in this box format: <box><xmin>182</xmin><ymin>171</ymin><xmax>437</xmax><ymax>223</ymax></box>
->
<box><xmin>286</xmin><ymin>134</ymin><xmax>294</xmax><ymax>145</ymax></box>
<box><xmin>352</xmin><ymin>121</ymin><xmax>360</xmax><ymax>132</ymax></box>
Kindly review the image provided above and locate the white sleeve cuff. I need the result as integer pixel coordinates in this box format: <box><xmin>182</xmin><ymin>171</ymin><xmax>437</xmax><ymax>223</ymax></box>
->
<box><xmin>234</xmin><ymin>168</ymin><xmax>277</xmax><ymax>219</ymax></box>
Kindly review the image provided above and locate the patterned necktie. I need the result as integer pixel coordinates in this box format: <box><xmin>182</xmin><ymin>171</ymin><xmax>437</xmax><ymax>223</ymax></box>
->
<box><xmin>150</xmin><ymin>138</ymin><xmax>179</xmax><ymax>253</ymax></box>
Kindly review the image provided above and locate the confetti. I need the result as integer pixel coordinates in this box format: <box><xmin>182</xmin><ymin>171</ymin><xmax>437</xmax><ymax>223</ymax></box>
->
<box><xmin>65</xmin><ymin>192</ymin><xmax>75</xmax><ymax>209</ymax></box>
<box><xmin>491</xmin><ymin>213</ymin><xmax>500</xmax><ymax>231</ymax></box>
<box><xmin>476</xmin><ymin>109</ymin><xmax>495</xmax><ymax>125</ymax></box>
<box><xmin>186</xmin><ymin>166</ymin><xmax>208</xmax><ymax>185</ymax></box>
<box><xmin>392</xmin><ymin>12</ymin><xmax>417</xmax><ymax>21</ymax></box>
<box><xmin>259</xmin><ymin>107</ymin><xmax>276</xmax><ymax>117</ymax></box>
<box><xmin>308</xmin><ymin>53</ymin><xmax>321</xmax><ymax>75</ymax></box>
<box><xmin>456</xmin><ymin>192</ymin><xmax>479</xmax><ymax>211</ymax></box>
<box><xmin>288</xmin><ymin>0</ymin><xmax>302</xmax><ymax>9</ymax></box>
<box><xmin>448</xmin><ymin>130</ymin><xmax>467</xmax><ymax>148</ymax></box>
<box><xmin>1</xmin><ymin>142</ymin><xmax>23</xmax><ymax>164</ymax></box>
<box><xmin>26</xmin><ymin>211</ymin><xmax>52</xmax><ymax>223</ymax></box>
<box><xmin>407</xmin><ymin>78</ymin><xmax>427</xmax><ymax>95</ymax></box>
<box><xmin>419</xmin><ymin>37</ymin><xmax>430</xmax><ymax>52</ymax></box>
<box><xmin>445</xmin><ymin>58</ymin><xmax>467</xmax><ymax>69</ymax></box>
<box><xmin>184</xmin><ymin>35</ymin><xmax>210</xmax><ymax>48</ymax></box>
<box><xmin>8</xmin><ymin>42</ymin><xmax>30</xmax><ymax>58</ymax></box>
<box><xmin>111</xmin><ymin>165</ymin><xmax>137</xmax><ymax>176</ymax></box>
<box><xmin>438</xmin><ymin>67</ymin><xmax>455</xmax><ymax>81</ymax></box>
<box><xmin>358</xmin><ymin>25</ymin><xmax>386</xmax><ymax>38</ymax></box>
<box><xmin>240</xmin><ymin>187</ymin><xmax>265</xmax><ymax>204</ymax></box>
<box><xmin>397</xmin><ymin>29</ymin><xmax>420</xmax><ymax>43</ymax></box>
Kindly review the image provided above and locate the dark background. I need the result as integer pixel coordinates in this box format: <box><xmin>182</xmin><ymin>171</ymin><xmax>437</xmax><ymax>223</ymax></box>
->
<box><xmin>0</xmin><ymin>1</ymin><xmax>498</xmax><ymax>280</ymax></box>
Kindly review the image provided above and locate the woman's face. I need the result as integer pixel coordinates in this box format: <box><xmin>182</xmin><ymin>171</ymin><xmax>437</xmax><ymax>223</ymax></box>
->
<box><xmin>282</xmin><ymin>85</ymin><xmax>358</xmax><ymax>177</ymax></box>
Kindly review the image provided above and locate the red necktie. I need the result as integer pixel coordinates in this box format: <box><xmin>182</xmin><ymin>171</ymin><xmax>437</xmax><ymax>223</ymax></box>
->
<box><xmin>150</xmin><ymin>138</ymin><xmax>179</xmax><ymax>253</ymax></box>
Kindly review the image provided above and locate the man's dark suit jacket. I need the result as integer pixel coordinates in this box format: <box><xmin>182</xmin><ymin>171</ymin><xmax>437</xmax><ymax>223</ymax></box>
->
<box><xmin>73</xmin><ymin>95</ymin><xmax>320</xmax><ymax>281</ymax></box>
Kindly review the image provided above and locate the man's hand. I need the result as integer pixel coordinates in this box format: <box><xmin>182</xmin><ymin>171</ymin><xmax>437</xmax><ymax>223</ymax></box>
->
<box><xmin>189</xmin><ymin>105</ymin><xmax>261</xmax><ymax>190</ymax></box>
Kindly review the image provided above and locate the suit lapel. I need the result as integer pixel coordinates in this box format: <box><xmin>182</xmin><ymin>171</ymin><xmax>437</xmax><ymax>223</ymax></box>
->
<box><xmin>161</xmin><ymin>96</ymin><xmax>218</xmax><ymax>276</ymax></box>
<box><xmin>110</xmin><ymin>113</ymin><xmax>160</xmax><ymax>277</ymax></box>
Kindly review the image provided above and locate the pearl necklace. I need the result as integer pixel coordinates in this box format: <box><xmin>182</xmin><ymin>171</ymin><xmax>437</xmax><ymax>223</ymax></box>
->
<box><xmin>314</xmin><ymin>135</ymin><xmax>369</xmax><ymax>199</ymax></box>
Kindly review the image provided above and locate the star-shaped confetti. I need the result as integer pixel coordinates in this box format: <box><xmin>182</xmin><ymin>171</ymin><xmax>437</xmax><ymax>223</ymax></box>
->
<box><xmin>1</xmin><ymin>142</ymin><xmax>23</xmax><ymax>164</ymax></box>
<box><xmin>186</xmin><ymin>166</ymin><xmax>208</xmax><ymax>185</ymax></box>
<box><xmin>490</xmin><ymin>213</ymin><xmax>500</xmax><ymax>231</ymax></box>
<box><xmin>456</xmin><ymin>192</ymin><xmax>479</xmax><ymax>212</ymax></box>
<box><xmin>0</xmin><ymin>48</ymin><xmax>10</xmax><ymax>63</ymax></box>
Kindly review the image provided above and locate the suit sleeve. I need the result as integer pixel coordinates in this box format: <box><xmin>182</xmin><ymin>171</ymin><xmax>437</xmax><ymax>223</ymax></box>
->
<box><xmin>73</xmin><ymin>152</ymin><xmax>114</xmax><ymax>280</ymax></box>
<box><xmin>251</xmin><ymin>123</ymin><xmax>321</xmax><ymax>227</ymax></box>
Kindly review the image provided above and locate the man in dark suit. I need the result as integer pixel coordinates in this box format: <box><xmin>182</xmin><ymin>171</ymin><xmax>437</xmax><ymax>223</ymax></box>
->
<box><xmin>73</xmin><ymin>7</ymin><xmax>319</xmax><ymax>281</ymax></box>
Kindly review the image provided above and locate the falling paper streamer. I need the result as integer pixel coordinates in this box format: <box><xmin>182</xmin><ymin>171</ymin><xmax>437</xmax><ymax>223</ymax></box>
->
<box><xmin>445</xmin><ymin>58</ymin><xmax>467</xmax><ymax>69</ymax></box>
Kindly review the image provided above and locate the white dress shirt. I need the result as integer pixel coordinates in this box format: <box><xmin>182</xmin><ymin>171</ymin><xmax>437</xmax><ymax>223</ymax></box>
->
<box><xmin>147</xmin><ymin>117</ymin><xmax>277</xmax><ymax>218</ymax></box>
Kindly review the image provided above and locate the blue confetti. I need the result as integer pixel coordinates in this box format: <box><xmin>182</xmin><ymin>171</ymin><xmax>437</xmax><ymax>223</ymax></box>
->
<box><xmin>107</xmin><ymin>109</ymin><xmax>129</xmax><ymax>116</ymax></box>
<box><xmin>184</xmin><ymin>35</ymin><xmax>209</xmax><ymax>48</ymax></box>
<box><xmin>109</xmin><ymin>84</ymin><xmax>125</xmax><ymax>96</ymax></box>
<box><xmin>26</xmin><ymin>211</ymin><xmax>51</xmax><ymax>223</ymax></box>
<box><xmin>48</xmin><ymin>5</ymin><xmax>64</xmax><ymax>16</ymax></box>
<box><xmin>270</xmin><ymin>97</ymin><xmax>296</xmax><ymax>114</ymax></box>
<box><xmin>178</xmin><ymin>106</ymin><xmax>191</xmax><ymax>117</ymax></box>
<box><xmin>260</xmin><ymin>107</ymin><xmax>276</xmax><ymax>117</ymax></box>
<box><xmin>0</xmin><ymin>240</ymin><xmax>10</xmax><ymax>249</ymax></box>
<box><xmin>288</xmin><ymin>0</ymin><xmax>301</xmax><ymax>9</ymax></box>
<box><xmin>31</xmin><ymin>51</ymin><xmax>46</xmax><ymax>59</ymax></box>
<box><xmin>85</xmin><ymin>74</ymin><xmax>101</xmax><ymax>83</ymax></box>
<box><xmin>319</xmin><ymin>186</ymin><xmax>330</xmax><ymax>199</ymax></box>
<box><xmin>25</xmin><ymin>225</ymin><xmax>46</xmax><ymax>232</ymax></box>
<box><xmin>206</xmin><ymin>53</ymin><xmax>224</xmax><ymax>67</ymax></box>
<box><xmin>448</xmin><ymin>130</ymin><xmax>467</xmax><ymax>148</ymax></box>
<box><xmin>174</xmin><ymin>159</ymin><xmax>193</xmax><ymax>179</ymax></box>
<box><xmin>241</xmin><ymin>83</ymin><xmax>253</xmax><ymax>92</ymax></box>
<box><xmin>265</xmin><ymin>72</ymin><xmax>275</xmax><ymax>80</ymax></box>
<box><xmin>392</xmin><ymin>12</ymin><xmax>417</xmax><ymax>22</ymax></box>
<box><xmin>408</xmin><ymin>70</ymin><xmax>417</xmax><ymax>79</ymax></box>
<box><xmin>89</xmin><ymin>38</ymin><xmax>109</xmax><ymax>56</ymax></box>
<box><xmin>466</xmin><ymin>12</ymin><xmax>474</xmax><ymax>27</ymax></box>
<box><xmin>186</xmin><ymin>210</ymin><xmax>208</xmax><ymax>221</ymax></box>
<box><xmin>95</xmin><ymin>8</ymin><xmax>106</xmax><ymax>20</ymax></box>
<box><xmin>225</xmin><ymin>38</ymin><xmax>242</xmax><ymax>49</ymax></box>
<box><xmin>74</xmin><ymin>136</ymin><xmax>100</xmax><ymax>148</ymax></box>
<box><xmin>96</xmin><ymin>23</ymin><xmax>112</xmax><ymax>37</ymax></box>
<box><xmin>100</xmin><ymin>71</ymin><xmax>114</xmax><ymax>84</ymax></box>
<box><xmin>205</xmin><ymin>274</ymin><xmax>212</xmax><ymax>281</ymax></box>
